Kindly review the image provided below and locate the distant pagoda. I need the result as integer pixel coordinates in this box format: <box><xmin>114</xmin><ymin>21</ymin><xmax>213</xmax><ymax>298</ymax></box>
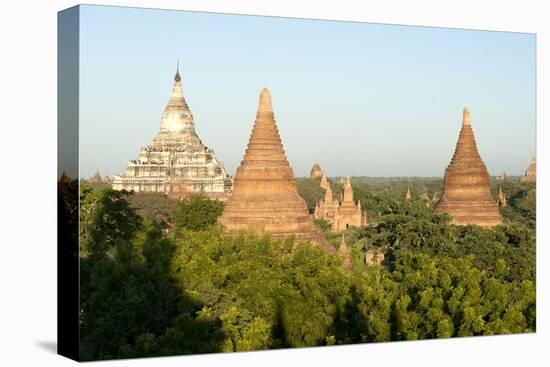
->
<box><xmin>314</xmin><ymin>184</ymin><xmax>340</xmax><ymax>224</ymax></box>
<box><xmin>314</xmin><ymin>177</ymin><xmax>367</xmax><ymax>232</ymax></box>
<box><xmin>434</xmin><ymin>107</ymin><xmax>503</xmax><ymax>227</ymax></box>
<box><xmin>112</xmin><ymin>66</ymin><xmax>232</xmax><ymax>199</ymax></box>
<box><xmin>218</xmin><ymin>88</ymin><xmax>327</xmax><ymax>247</ymax></box>
<box><xmin>497</xmin><ymin>187</ymin><xmax>508</xmax><ymax>207</ymax></box>
<box><xmin>310</xmin><ymin>162</ymin><xmax>324</xmax><ymax>179</ymax></box>
<box><xmin>90</xmin><ymin>169</ymin><xmax>102</xmax><ymax>183</ymax></box>
<box><xmin>520</xmin><ymin>155</ymin><xmax>536</xmax><ymax>183</ymax></box>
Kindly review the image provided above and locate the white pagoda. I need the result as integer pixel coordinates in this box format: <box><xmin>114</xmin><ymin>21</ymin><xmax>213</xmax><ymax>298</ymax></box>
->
<box><xmin>112</xmin><ymin>66</ymin><xmax>232</xmax><ymax>199</ymax></box>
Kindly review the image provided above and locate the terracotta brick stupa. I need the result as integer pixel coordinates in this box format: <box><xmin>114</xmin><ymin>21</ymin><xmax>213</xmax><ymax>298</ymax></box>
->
<box><xmin>434</xmin><ymin>107</ymin><xmax>503</xmax><ymax>227</ymax></box>
<box><xmin>219</xmin><ymin>88</ymin><xmax>327</xmax><ymax>247</ymax></box>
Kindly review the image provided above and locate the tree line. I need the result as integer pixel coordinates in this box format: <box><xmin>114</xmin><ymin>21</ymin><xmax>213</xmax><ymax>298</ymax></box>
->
<box><xmin>64</xmin><ymin>179</ymin><xmax>536</xmax><ymax>360</ymax></box>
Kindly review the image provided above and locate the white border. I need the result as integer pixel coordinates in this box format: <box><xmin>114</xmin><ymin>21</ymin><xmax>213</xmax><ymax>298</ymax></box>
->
<box><xmin>0</xmin><ymin>1</ymin><xmax>547</xmax><ymax>366</ymax></box>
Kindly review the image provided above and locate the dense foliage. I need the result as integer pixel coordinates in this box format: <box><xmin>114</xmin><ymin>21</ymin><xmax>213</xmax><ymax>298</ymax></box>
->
<box><xmin>296</xmin><ymin>177</ymin><xmax>325</xmax><ymax>212</ymax></box>
<box><xmin>127</xmin><ymin>192</ymin><xmax>178</xmax><ymax>229</ymax></box>
<box><xmin>173</xmin><ymin>195</ymin><xmax>225</xmax><ymax>232</ymax></box>
<box><xmin>493</xmin><ymin>179</ymin><xmax>536</xmax><ymax>228</ymax></box>
<box><xmin>349</xmin><ymin>198</ymin><xmax>535</xmax><ymax>283</ymax></box>
<box><xmin>73</xmin><ymin>177</ymin><xmax>536</xmax><ymax>360</ymax></box>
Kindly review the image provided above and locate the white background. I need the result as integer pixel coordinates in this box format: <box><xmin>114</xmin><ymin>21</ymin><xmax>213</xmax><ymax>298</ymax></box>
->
<box><xmin>0</xmin><ymin>0</ymin><xmax>547</xmax><ymax>365</ymax></box>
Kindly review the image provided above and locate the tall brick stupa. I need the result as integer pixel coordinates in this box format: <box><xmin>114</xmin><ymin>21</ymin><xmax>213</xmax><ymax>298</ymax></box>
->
<box><xmin>219</xmin><ymin>88</ymin><xmax>328</xmax><ymax>247</ymax></box>
<box><xmin>434</xmin><ymin>107</ymin><xmax>503</xmax><ymax>227</ymax></box>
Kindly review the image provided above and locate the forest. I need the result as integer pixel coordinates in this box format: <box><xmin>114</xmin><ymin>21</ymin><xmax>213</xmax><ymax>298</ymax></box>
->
<box><xmin>59</xmin><ymin>175</ymin><xmax>536</xmax><ymax>360</ymax></box>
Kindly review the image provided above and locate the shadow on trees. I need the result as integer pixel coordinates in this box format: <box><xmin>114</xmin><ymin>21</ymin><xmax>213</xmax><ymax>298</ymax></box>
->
<box><xmin>271</xmin><ymin>299</ymin><xmax>289</xmax><ymax>349</ymax></box>
<box><xmin>332</xmin><ymin>284</ymin><xmax>370</xmax><ymax>344</ymax></box>
<box><xmin>58</xmin><ymin>177</ymin><xmax>80</xmax><ymax>359</ymax></box>
<box><xmin>78</xmin><ymin>188</ymin><xmax>225</xmax><ymax>361</ymax></box>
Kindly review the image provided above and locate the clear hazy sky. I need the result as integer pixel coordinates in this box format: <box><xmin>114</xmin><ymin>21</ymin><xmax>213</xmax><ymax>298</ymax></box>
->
<box><xmin>78</xmin><ymin>4</ymin><xmax>535</xmax><ymax>179</ymax></box>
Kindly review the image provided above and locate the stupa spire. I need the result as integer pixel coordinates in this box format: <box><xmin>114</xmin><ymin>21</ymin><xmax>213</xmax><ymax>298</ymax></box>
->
<box><xmin>258</xmin><ymin>87</ymin><xmax>273</xmax><ymax>112</ymax></box>
<box><xmin>154</xmin><ymin>64</ymin><xmax>199</xmax><ymax>141</ymax></box>
<box><xmin>324</xmin><ymin>184</ymin><xmax>334</xmax><ymax>201</ymax></box>
<box><xmin>241</xmin><ymin>87</ymin><xmax>287</xmax><ymax>166</ymax></box>
<box><xmin>343</xmin><ymin>177</ymin><xmax>353</xmax><ymax>203</ymax></box>
<box><xmin>462</xmin><ymin>106</ymin><xmax>471</xmax><ymax>125</ymax></box>
<box><xmin>434</xmin><ymin>108</ymin><xmax>503</xmax><ymax>227</ymax></box>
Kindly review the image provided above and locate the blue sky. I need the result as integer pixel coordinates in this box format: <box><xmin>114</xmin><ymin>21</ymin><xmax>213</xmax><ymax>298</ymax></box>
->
<box><xmin>78</xmin><ymin>5</ymin><xmax>535</xmax><ymax>178</ymax></box>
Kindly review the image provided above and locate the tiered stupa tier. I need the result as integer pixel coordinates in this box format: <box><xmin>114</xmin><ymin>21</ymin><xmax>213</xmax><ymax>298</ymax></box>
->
<box><xmin>112</xmin><ymin>67</ymin><xmax>232</xmax><ymax>199</ymax></box>
<box><xmin>434</xmin><ymin>107</ymin><xmax>503</xmax><ymax>227</ymax></box>
<box><xmin>218</xmin><ymin>88</ymin><xmax>327</xmax><ymax>247</ymax></box>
